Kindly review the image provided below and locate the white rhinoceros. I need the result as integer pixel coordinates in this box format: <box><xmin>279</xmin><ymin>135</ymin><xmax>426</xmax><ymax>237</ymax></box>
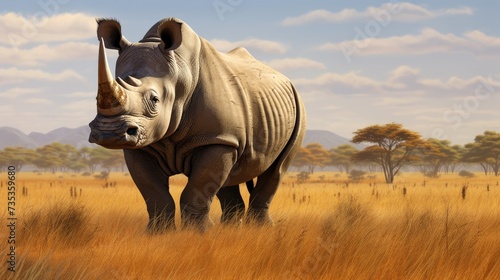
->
<box><xmin>89</xmin><ymin>18</ymin><xmax>306</xmax><ymax>233</ymax></box>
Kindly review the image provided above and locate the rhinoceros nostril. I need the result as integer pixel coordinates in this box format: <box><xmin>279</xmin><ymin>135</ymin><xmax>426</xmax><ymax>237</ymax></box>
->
<box><xmin>126</xmin><ymin>127</ymin><xmax>138</xmax><ymax>136</ymax></box>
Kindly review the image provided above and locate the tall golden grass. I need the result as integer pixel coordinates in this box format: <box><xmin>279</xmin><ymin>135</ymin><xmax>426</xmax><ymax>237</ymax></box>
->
<box><xmin>1</xmin><ymin>171</ymin><xmax>500</xmax><ymax>279</ymax></box>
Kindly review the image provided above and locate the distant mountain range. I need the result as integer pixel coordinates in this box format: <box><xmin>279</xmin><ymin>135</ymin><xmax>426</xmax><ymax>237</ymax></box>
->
<box><xmin>0</xmin><ymin>126</ymin><xmax>360</xmax><ymax>150</ymax></box>
<box><xmin>303</xmin><ymin>129</ymin><xmax>365</xmax><ymax>150</ymax></box>
<box><xmin>0</xmin><ymin>126</ymin><xmax>95</xmax><ymax>149</ymax></box>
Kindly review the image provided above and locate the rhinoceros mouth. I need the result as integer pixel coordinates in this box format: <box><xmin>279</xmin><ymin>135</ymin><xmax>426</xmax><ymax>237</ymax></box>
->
<box><xmin>88</xmin><ymin>115</ymin><xmax>144</xmax><ymax>149</ymax></box>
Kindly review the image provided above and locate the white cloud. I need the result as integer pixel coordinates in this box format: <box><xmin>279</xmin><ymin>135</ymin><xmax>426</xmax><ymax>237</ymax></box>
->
<box><xmin>294</xmin><ymin>71</ymin><xmax>384</xmax><ymax>94</ymax></box>
<box><xmin>374</xmin><ymin>96</ymin><xmax>422</xmax><ymax>107</ymax></box>
<box><xmin>61</xmin><ymin>99</ymin><xmax>95</xmax><ymax>111</ymax></box>
<box><xmin>442</xmin><ymin>6</ymin><xmax>474</xmax><ymax>16</ymax></box>
<box><xmin>282</xmin><ymin>9</ymin><xmax>360</xmax><ymax>25</ymax></box>
<box><xmin>0</xmin><ymin>42</ymin><xmax>97</xmax><ymax>66</ymax></box>
<box><xmin>0</xmin><ymin>68</ymin><xmax>85</xmax><ymax>85</ymax></box>
<box><xmin>298</xmin><ymin>68</ymin><xmax>500</xmax><ymax>142</ymax></box>
<box><xmin>282</xmin><ymin>3</ymin><xmax>473</xmax><ymax>25</ymax></box>
<box><xmin>266</xmin><ymin>57</ymin><xmax>326</xmax><ymax>71</ymax></box>
<box><xmin>293</xmin><ymin>66</ymin><xmax>500</xmax><ymax>95</ymax></box>
<box><xmin>0</xmin><ymin>87</ymin><xmax>41</xmax><ymax>98</ymax></box>
<box><xmin>0</xmin><ymin>12</ymin><xmax>96</xmax><ymax>47</ymax></box>
<box><xmin>26</xmin><ymin>98</ymin><xmax>52</xmax><ymax>105</ymax></box>
<box><xmin>420</xmin><ymin>74</ymin><xmax>500</xmax><ymax>92</ymax></box>
<box><xmin>319</xmin><ymin>28</ymin><xmax>500</xmax><ymax>57</ymax></box>
<box><xmin>65</xmin><ymin>91</ymin><xmax>95</xmax><ymax>98</ymax></box>
<box><xmin>210</xmin><ymin>38</ymin><xmax>287</xmax><ymax>54</ymax></box>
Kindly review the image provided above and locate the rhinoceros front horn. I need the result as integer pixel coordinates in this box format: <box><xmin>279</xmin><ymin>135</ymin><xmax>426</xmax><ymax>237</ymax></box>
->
<box><xmin>96</xmin><ymin>38</ymin><xmax>128</xmax><ymax>115</ymax></box>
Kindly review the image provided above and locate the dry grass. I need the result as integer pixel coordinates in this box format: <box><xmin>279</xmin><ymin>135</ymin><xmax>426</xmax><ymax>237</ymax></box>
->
<box><xmin>1</xmin><ymin>171</ymin><xmax>500</xmax><ymax>279</ymax></box>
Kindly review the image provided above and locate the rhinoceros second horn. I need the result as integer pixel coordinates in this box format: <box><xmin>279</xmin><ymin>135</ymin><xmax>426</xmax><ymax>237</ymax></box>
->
<box><xmin>97</xmin><ymin>38</ymin><xmax>128</xmax><ymax>115</ymax></box>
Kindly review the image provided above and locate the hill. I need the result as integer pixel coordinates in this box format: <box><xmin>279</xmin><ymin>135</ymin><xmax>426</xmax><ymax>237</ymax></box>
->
<box><xmin>0</xmin><ymin>126</ymin><xmax>95</xmax><ymax>149</ymax></box>
<box><xmin>0</xmin><ymin>126</ymin><xmax>358</xmax><ymax>150</ymax></box>
<box><xmin>303</xmin><ymin>129</ymin><xmax>363</xmax><ymax>150</ymax></box>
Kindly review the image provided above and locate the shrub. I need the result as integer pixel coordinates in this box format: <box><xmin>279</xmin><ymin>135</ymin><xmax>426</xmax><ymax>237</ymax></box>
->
<box><xmin>458</xmin><ymin>170</ymin><xmax>475</xmax><ymax>178</ymax></box>
<box><xmin>423</xmin><ymin>171</ymin><xmax>439</xmax><ymax>178</ymax></box>
<box><xmin>348</xmin><ymin>170</ymin><xmax>366</xmax><ymax>182</ymax></box>
<box><xmin>22</xmin><ymin>203</ymin><xmax>94</xmax><ymax>247</ymax></box>
<box><xmin>94</xmin><ymin>171</ymin><xmax>110</xmax><ymax>180</ymax></box>
<box><xmin>296</xmin><ymin>171</ymin><xmax>310</xmax><ymax>184</ymax></box>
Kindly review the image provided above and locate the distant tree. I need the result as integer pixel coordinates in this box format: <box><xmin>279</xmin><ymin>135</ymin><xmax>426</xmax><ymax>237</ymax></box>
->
<box><xmin>0</xmin><ymin>150</ymin><xmax>8</xmax><ymax>172</ymax></box>
<box><xmin>68</xmin><ymin>160</ymin><xmax>88</xmax><ymax>173</ymax></box>
<box><xmin>329</xmin><ymin>144</ymin><xmax>358</xmax><ymax>173</ymax></box>
<box><xmin>418</xmin><ymin>139</ymin><xmax>460</xmax><ymax>177</ymax></box>
<box><xmin>291</xmin><ymin>144</ymin><xmax>330</xmax><ymax>173</ymax></box>
<box><xmin>100</xmin><ymin>149</ymin><xmax>125</xmax><ymax>171</ymax></box>
<box><xmin>291</xmin><ymin>147</ymin><xmax>314</xmax><ymax>172</ymax></box>
<box><xmin>78</xmin><ymin>147</ymin><xmax>98</xmax><ymax>173</ymax></box>
<box><xmin>352</xmin><ymin>123</ymin><xmax>429</xmax><ymax>183</ymax></box>
<box><xmin>2</xmin><ymin>147</ymin><xmax>37</xmax><ymax>171</ymax></box>
<box><xmin>34</xmin><ymin>144</ymin><xmax>62</xmax><ymax>172</ymax></box>
<box><xmin>304</xmin><ymin>143</ymin><xmax>330</xmax><ymax>173</ymax></box>
<box><xmin>463</xmin><ymin>131</ymin><xmax>500</xmax><ymax>176</ymax></box>
<box><xmin>34</xmin><ymin>143</ymin><xmax>78</xmax><ymax>172</ymax></box>
<box><xmin>443</xmin><ymin>144</ymin><xmax>465</xmax><ymax>173</ymax></box>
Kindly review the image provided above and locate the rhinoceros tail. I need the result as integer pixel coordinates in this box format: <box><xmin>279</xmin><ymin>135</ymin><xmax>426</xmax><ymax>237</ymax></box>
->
<box><xmin>245</xmin><ymin>180</ymin><xmax>254</xmax><ymax>194</ymax></box>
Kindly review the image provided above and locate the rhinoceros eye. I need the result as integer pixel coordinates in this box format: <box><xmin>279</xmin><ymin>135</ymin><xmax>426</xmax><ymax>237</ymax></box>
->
<box><xmin>144</xmin><ymin>91</ymin><xmax>160</xmax><ymax>116</ymax></box>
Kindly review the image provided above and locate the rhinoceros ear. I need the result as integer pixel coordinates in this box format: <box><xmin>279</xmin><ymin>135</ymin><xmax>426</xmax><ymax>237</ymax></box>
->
<box><xmin>157</xmin><ymin>18</ymin><xmax>183</xmax><ymax>51</ymax></box>
<box><xmin>96</xmin><ymin>18</ymin><xmax>130</xmax><ymax>51</ymax></box>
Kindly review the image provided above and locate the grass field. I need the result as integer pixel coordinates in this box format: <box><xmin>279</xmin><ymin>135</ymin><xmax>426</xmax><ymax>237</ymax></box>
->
<box><xmin>1</xmin><ymin>171</ymin><xmax>500</xmax><ymax>279</ymax></box>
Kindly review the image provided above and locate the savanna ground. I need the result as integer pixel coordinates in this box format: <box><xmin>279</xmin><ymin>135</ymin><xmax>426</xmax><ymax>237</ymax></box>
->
<box><xmin>1</xmin><ymin>170</ymin><xmax>500</xmax><ymax>279</ymax></box>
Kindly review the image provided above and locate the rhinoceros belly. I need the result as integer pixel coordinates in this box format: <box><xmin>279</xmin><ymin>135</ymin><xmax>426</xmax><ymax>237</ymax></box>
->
<box><xmin>226</xmin><ymin>78</ymin><xmax>297</xmax><ymax>184</ymax></box>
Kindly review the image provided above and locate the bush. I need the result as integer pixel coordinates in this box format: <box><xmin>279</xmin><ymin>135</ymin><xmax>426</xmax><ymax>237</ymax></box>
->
<box><xmin>349</xmin><ymin>170</ymin><xmax>366</xmax><ymax>182</ymax></box>
<box><xmin>296</xmin><ymin>171</ymin><xmax>310</xmax><ymax>183</ymax></box>
<box><xmin>22</xmin><ymin>203</ymin><xmax>94</xmax><ymax>247</ymax></box>
<box><xmin>423</xmin><ymin>171</ymin><xmax>439</xmax><ymax>178</ymax></box>
<box><xmin>458</xmin><ymin>170</ymin><xmax>475</xmax><ymax>178</ymax></box>
<box><xmin>94</xmin><ymin>171</ymin><xmax>110</xmax><ymax>180</ymax></box>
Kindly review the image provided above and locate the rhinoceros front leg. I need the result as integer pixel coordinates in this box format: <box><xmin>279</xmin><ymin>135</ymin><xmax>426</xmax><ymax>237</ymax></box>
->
<box><xmin>180</xmin><ymin>145</ymin><xmax>237</xmax><ymax>232</ymax></box>
<box><xmin>124</xmin><ymin>149</ymin><xmax>176</xmax><ymax>233</ymax></box>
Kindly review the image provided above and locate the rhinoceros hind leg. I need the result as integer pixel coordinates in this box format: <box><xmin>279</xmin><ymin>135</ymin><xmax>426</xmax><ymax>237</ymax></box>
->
<box><xmin>216</xmin><ymin>185</ymin><xmax>245</xmax><ymax>224</ymax></box>
<box><xmin>246</xmin><ymin>162</ymin><xmax>283</xmax><ymax>226</ymax></box>
<box><xmin>246</xmin><ymin>102</ymin><xmax>305</xmax><ymax>225</ymax></box>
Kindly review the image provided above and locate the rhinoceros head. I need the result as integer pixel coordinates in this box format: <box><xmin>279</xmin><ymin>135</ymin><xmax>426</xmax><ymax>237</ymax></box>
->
<box><xmin>89</xmin><ymin>18</ymin><xmax>200</xmax><ymax>149</ymax></box>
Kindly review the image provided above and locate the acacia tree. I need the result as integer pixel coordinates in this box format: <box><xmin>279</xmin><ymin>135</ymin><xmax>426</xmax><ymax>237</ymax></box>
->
<box><xmin>2</xmin><ymin>147</ymin><xmax>37</xmax><ymax>171</ymax></box>
<box><xmin>463</xmin><ymin>131</ymin><xmax>500</xmax><ymax>176</ymax></box>
<box><xmin>443</xmin><ymin>144</ymin><xmax>464</xmax><ymax>173</ymax></box>
<box><xmin>290</xmin><ymin>143</ymin><xmax>330</xmax><ymax>173</ymax></box>
<box><xmin>352</xmin><ymin>123</ymin><xmax>429</xmax><ymax>183</ymax></box>
<box><xmin>291</xmin><ymin>147</ymin><xmax>314</xmax><ymax>172</ymax></box>
<box><xmin>329</xmin><ymin>144</ymin><xmax>358</xmax><ymax>173</ymax></box>
<box><xmin>418</xmin><ymin>139</ymin><xmax>460</xmax><ymax>177</ymax></box>
<box><xmin>99</xmin><ymin>148</ymin><xmax>125</xmax><ymax>171</ymax></box>
<box><xmin>304</xmin><ymin>143</ymin><xmax>330</xmax><ymax>173</ymax></box>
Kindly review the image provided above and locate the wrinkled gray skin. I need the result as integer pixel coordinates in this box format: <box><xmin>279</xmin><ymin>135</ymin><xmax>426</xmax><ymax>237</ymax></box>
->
<box><xmin>89</xmin><ymin>18</ymin><xmax>306</xmax><ymax>233</ymax></box>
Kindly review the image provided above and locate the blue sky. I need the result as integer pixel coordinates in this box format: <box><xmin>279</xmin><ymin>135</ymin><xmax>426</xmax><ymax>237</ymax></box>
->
<box><xmin>1</xmin><ymin>1</ymin><xmax>499</xmax><ymax>145</ymax></box>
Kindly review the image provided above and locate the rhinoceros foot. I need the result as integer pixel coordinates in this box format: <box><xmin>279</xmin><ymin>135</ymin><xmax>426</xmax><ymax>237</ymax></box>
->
<box><xmin>180</xmin><ymin>207</ymin><xmax>215</xmax><ymax>233</ymax></box>
<box><xmin>146</xmin><ymin>214</ymin><xmax>176</xmax><ymax>234</ymax></box>
<box><xmin>245</xmin><ymin>208</ymin><xmax>274</xmax><ymax>226</ymax></box>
